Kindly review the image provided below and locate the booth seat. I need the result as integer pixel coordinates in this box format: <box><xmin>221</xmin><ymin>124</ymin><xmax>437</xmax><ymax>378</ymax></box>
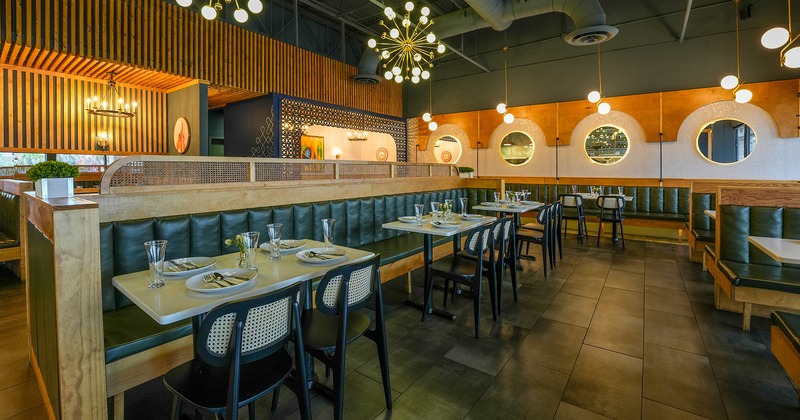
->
<box><xmin>505</xmin><ymin>183</ymin><xmax>690</xmax><ymax>225</ymax></box>
<box><xmin>770</xmin><ymin>311</ymin><xmax>800</xmax><ymax>401</ymax></box>
<box><xmin>687</xmin><ymin>192</ymin><xmax>716</xmax><ymax>262</ymax></box>
<box><xmin>0</xmin><ymin>190</ymin><xmax>20</xmax><ymax>250</ymax></box>
<box><xmin>715</xmin><ymin>205</ymin><xmax>800</xmax><ymax>331</ymax></box>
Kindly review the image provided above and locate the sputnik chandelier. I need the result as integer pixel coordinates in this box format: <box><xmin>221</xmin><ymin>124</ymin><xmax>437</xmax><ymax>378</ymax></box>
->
<box><xmin>175</xmin><ymin>0</ymin><xmax>264</xmax><ymax>23</ymax></box>
<box><xmin>85</xmin><ymin>72</ymin><xmax>137</xmax><ymax>118</ymax></box>
<box><xmin>720</xmin><ymin>0</ymin><xmax>752</xmax><ymax>103</ymax></box>
<box><xmin>761</xmin><ymin>0</ymin><xmax>800</xmax><ymax>68</ymax></box>
<box><xmin>587</xmin><ymin>45</ymin><xmax>610</xmax><ymax>115</ymax></box>
<box><xmin>368</xmin><ymin>2</ymin><xmax>445</xmax><ymax>84</ymax></box>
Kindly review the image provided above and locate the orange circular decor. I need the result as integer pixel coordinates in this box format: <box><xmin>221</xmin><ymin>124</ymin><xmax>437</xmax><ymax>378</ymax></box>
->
<box><xmin>376</xmin><ymin>147</ymin><xmax>388</xmax><ymax>161</ymax></box>
<box><xmin>441</xmin><ymin>151</ymin><xmax>452</xmax><ymax>162</ymax></box>
<box><xmin>173</xmin><ymin>117</ymin><xmax>190</xmax><ymax>154</ymax></box>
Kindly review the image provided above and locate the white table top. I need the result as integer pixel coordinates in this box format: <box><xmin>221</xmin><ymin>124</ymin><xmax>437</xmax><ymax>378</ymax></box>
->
<box><xmin>472</xmin><ymin>202</ymin><xmax>544</xmax><ymax>213</ymax></box>
<box><xmin>578</xmin><ymin>193</ymin><xmax>634</xmax><ymax>202</ymax></box>
<box><xmin>747</xmin><ymin>236</ymin><xmax>800</xmax><ymax>264</ymax></box>
<box><xmin>112</xmin><ymin>240</ymin><xmax>375</xmax><ymax>325</ymax></box>
<box><xmin>382</xmin><ymin>214</ymin><xmax>495</xmax><ymax>236</ymax></box>
<box><xmin>704</xmin><ymin>210</ymin><xmax>716</xmax><ymax>220</ymax></box>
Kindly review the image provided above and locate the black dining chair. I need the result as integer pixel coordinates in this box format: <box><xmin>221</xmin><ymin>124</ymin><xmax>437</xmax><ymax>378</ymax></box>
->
<box><xmin>302</xmin><ymin>254</ymin><xmax>391</xmax><ymax>420</ymax></box>
<box><xmin>560</xmin><ymin>193</ymin><xmax>589</xmax><ymax>243</ymax></box>
<box><xmin>426</xmin><ymin>224</ymin><xmax>495</xmax><ymax>337</ymax></box>
<box><xmin>597</xmin><ymin>195</ymin><xmax>626</xmax><ymax>248</ymax></box>
<box><xmin>517</xmin><ymin>204</ymin><xmax>552</xmax><ymax>277</ymax></box>
<box><xmin>162</xmin><ymin>282</ymin><xmax>311</xmax><ymax>420</ymax></box>
<box><xmin>550</xmin><ymin>201</ymin><xmax>563</xmax><ymax>263</ymax></box>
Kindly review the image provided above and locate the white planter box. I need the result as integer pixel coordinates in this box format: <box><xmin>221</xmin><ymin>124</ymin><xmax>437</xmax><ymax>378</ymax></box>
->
<box><xmin>35</xmin><ymin>178</ymin><xmax>74</xmax><ymax>199</ymax></box>
<box><xmin>459</xmin><ymin>172</ymin><xmax>474</xmax><ymax>178</ymax></box>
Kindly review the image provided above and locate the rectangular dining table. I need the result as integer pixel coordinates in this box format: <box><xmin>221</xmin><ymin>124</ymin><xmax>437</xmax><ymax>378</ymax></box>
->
<box><xmin>705</xmin><ymin>210</ymin><xmax>717</xmax><ymax>220</ymax></box>
<box><xmin>747</xmin><ymin>236</ymin><xmax>800</xmax><ymax>265</ymax></box>
<box><xmin>382</xmin><ymin>214</ymin><xmax>495</xmax><ymax>320</ymax></box>
<box><xmin>112</xmin><ymin>240</ymin><xmax>375</xmax><ymax>325</ymax></box>
<box><xmin>473</xmin><ymin>201</ymin><xmax>544</xmax><ymax>267</ymax></box>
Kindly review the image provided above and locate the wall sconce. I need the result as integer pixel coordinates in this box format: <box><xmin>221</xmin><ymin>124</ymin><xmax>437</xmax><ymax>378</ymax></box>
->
<box><xmin>333</xmin><ymin>148</ymin><xmax>342</xmax><ymax>159</ymax></box>
<box><xmin>347</xmin><ymin>130</ymin><xmax>368</xmax><ymax>141</ymax></box>
<box><xmin>96</xmin><ymin>130</ymin><xmax>110</xmax><ymax>150</ymax></box>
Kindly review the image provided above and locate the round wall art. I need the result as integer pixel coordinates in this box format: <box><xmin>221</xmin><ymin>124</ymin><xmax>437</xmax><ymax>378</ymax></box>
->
<box><xmin>173</xmin><ymin>117</ymin><xmax>190</xmax><ymax>154</ymax></box>
<box><xmin>376</xmin><ymin>147</ymin><xmax>388</xmax><ymax>162</ymax></box>
<box><xmin>441</xmin><ymin>150</ymin><xmax>452</xmax><ymax>162</ymax></box>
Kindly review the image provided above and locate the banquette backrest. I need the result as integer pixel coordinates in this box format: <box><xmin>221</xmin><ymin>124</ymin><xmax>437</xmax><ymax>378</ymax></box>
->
<box><xmin>99</xmin><ymin>187</ymin><xmax>497</xmax><ymax>313</ymax></box>
<box><xmin>718</xmin><ymin>205</ymin><xmax>800</xmax><ymax>266</ymax></box>
<box><xmin>691</xmin><ymin>192</ymin><xmax>716</xmax><ymax>231</ymax></box>
<box><xmin>0</xmin><ymin>190</ymin><xmax>20</xmax><ymax>245</ymax></box>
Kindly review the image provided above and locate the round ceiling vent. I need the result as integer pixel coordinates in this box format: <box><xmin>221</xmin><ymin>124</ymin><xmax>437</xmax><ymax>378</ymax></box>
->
<box><xmin>353</xmin><ymin>74</ymin><xmax>382</xmax><ymax>85</ymax></box>
<box><xmin>564</xmin><ymin>25</ymin><xmax>619</xmax><ymax>46</ymax></box>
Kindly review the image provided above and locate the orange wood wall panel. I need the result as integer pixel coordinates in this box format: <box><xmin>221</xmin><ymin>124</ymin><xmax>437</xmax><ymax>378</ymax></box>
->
<box><xmin>661</xmin><ymin>87</ymin><xmax>728</xmax><ymax>141</ymax></box>
<box><xmin>748</xmin><ymin>79</ymin><xmax>798</xmax><ymax>139</ymax></box>
<box><xmin>557</xmin><ymin>99</ymin><xmax>594</xmax><ymax>145</ymax></box>
<box><xmin>513</xmin><ymin>103</ymin><xmax>558</xmax><ymax>145</ymax></box>
<box><xmin>611</xmin><ymin>92</ymin><xmax>661</xmax><ymax>142</ymax></box>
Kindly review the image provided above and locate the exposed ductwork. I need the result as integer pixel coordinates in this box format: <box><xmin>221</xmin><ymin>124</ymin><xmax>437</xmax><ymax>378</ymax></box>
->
<box><xmin>353</xmin><ymin>49</ymin><xmax>382</xmax><ymax>84</ymax></box>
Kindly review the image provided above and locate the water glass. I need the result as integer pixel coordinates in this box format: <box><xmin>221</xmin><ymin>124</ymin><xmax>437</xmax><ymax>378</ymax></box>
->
<box><xmin>459</xmin><ymin>197</ymin><xmax>468</xmax><ymax>215</ymax></box>
<box><xmin>144</xmin><ymin>240</ymin><xmax>167</xmax><ymax>289</ymax></box>
<box><xmin>521</xmin><ymin>189</ymin><xmax>530</xmax><ymax>202</ymax></box>
<box><xmin>241</xmin><ymin>231</ymin><xmax>260</xmax><ymax>270</ymax></box>
<box><xmin>414</xmin><ymin>204</ymin><xmax>425</xmax><ymax>227</ymax></box>
<box><xmin>322</xmin><ymin>218</ymin><xmax>336</xmax><ymax>250</ymax></box>
<box><xmin>571</xmin><ymin>185</ymin><xmax>578</xmax><ymax>194</ymax></box>
<box><xmin>444</xmin><ymin>199</ymin><xmax>454</xmax><ymax>221</ymax></box>
<box><xmin>493</xmin><ymin>192</ymin><xmax>500</xmax><ymax>205</ymax></box>
<box><xmin>430</xmin><ymin>201</ymin><xmax>440</xmax><ymax>222</ymax></box>
<box><xmin>266</xmin><ymin>223</ymin><xmax>282</xmax><ymax>261</ymax></box>
<box><xmin>617</xmin><ymin>186</ymin><xmax>624</xmax><ymax>195</ymax></box>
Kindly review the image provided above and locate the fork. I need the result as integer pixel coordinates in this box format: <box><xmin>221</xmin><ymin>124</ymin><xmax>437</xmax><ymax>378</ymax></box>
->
<box><xmin>202</xmin><ymin>273</ymin><xmax>235</xmax><ymax>287</ymax></box>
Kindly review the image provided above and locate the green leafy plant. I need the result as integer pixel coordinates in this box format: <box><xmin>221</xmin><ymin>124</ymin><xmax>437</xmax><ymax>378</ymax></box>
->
<box><xmin>224</xmin><ymin>235</ymin><xmax>245</xmax><ymax>253</ymax></box>
<box><xmin>26</xmin><ymin>161</ymin><xmax>80</xmax><ymax>182</ymax></box>
<box><xmin>458</xmin><ymin>166</ymin><xmax>475</xmax><ymax>173</ymax></box>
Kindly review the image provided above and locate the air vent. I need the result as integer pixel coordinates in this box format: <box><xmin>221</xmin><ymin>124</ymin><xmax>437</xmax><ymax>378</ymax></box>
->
<box><xmin>353</xmin><ymin>74</ymin><xmax>382</xmax><ymax>85</ymax></box>
<box><xmin>564</xmin><ymin>25</ymin><xmax>619</xmax><ymax>46</ymax></box>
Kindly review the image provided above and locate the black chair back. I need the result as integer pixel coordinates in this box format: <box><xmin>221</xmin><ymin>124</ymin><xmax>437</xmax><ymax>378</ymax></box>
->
<box><xmin>314</xmin><ymin>254</ymin><xmax>381</xmax><ymax>316</ymax></box>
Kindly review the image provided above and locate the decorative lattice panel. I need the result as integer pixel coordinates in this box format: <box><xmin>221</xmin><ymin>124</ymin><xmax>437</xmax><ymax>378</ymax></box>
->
<box><xmin>431</xmin><ymin>166</ymin><xmax>455</xmax><ymax>177</ymax></box>
<box><xmin>339</xmin><ymin>164</ymin><xmax>392</xmax><ymax>179</ymax></box>
<box><xmin>254</xmin><ymin>162</ymin><xmax>336</xmax><ymax>182</ymax></box>
<box><xmin>252</xmin><ymin>105</ymin><xmax>275</xmax><ymax>158</ymax></box>
<box><xmin>109</xmin><ymin>161</ymin><xmax>250</xmax><ymax>187</ymax></box>
<box><xmin>396</xmin><ymin>165</ymin><xmax>430</xmax><ymax>178</ymax></box>
<box><xmin>278</xmin><ymin>96</ymin><xmax>407</xmax><ymax>161</ymax></box>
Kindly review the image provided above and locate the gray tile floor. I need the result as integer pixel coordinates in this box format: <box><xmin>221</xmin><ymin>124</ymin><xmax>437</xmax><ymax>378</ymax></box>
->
<box><xmin>124</xmin><ymin>236</ymin><xmax>800</xmax><ymax>419</ymax></box>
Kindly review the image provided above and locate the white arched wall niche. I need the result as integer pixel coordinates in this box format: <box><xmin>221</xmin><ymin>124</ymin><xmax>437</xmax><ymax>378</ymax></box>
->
<box><xmin>670</xmin><ymin>101</ymin><xmax>798</xmax><ymax>179</ymax></box>
<box><xmin>303</xmin><ymin>125</ymin><xmax>397</xmax><ymax>161</ymax></box>
<box><xmin>422</xmin><ymin>124</ymin><xmax>474</xmax><ymax>167</ymax></box>
<box><xmin>566</xmin><ymin>110</ymin><xmax>649</xmax><ymax>178</ymax></box>
<box><xmin>480</xmin><ymin>118</ymin><xmax>549</xmax><ymax>178</ymax></box>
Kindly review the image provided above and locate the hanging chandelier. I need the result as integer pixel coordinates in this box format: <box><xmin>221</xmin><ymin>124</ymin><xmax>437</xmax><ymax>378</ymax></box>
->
<box><xmin>761</xmin><ymin>0</ymin><xmax>800</xmax><ymax>68</ymax></box>
<box><xmin>720</xmin><ymin>0</ymin><xmax>752</xmax><ymax>103</ymax></box>
<box><xmin>367</xmin><ymin>2</ymin><xmax>445</xmax><ymax>84</ymax></box>
<box><xmin>496</xmin><ymin>47</ymin><xmax>515</xmax><ymax>124</ymax></box>
<box><xmin>84</xmin><ymin>72</ymin><xmax>137</xmax><ymax>118</ymax></box>
<box><xmin>175</xmin><ymin>0</ymin><xmax>264</xmax><ymax>23</ymax></box>
<box><xmin>587</xmin><ymin>45</ymin><xmax>611</xmax><ymax>115</ymax></box>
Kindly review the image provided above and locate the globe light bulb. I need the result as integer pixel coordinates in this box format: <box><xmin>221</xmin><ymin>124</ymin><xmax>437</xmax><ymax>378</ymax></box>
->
<box><xmin>761</xmin><ymin>27</ymin><xmax>790</xmax><ymax>49</ymax></box>
<box><xmin>394</xmin><ymin>75</ymin><xmax>403</xmax><ymax>83</ymax></box>
<box><xmin>437</xmin><ymin>44</ymin><xmax>445</xmax><ymax>54</ymax></box>
<box><xmin>412</xmin><ymin>76</ymin><xmax>420</xmax><ymax>83</ymax></box>
<box><xmin>233</xmin><ymin>8</ymin><xmax>248</xmax><ymax>23</ymax></box>
<box><xmin>422</xmin><ymin>112</ymin><xmax>432</xmax><ymax>122</ymax></box>
<box><xmin>428</xmin><ymin>121</ymin><xmax>438</xmax><ymax>131</ymax></box>
<box><xmin>587</xmin><ymin>90</ymin><xmax>601</xmax><ymax>103</ymax></box>
<box><xmin>414</xmin><ymin>53</ymin><xmax>422</xmax><ymax>62</ymax></box>
<box><xmin>420</xmin><ymin>16</ymin><xmax>428</xmax><ymax>24</ymax></box>
<box><xmin>598</xmin><ymin>102</ymin><xmax>611</xmax><ymax>115</ymax></box>
<box><xmin>176</xmin><ymin>0</ymin><xmax>191</xmax><ymax>7</ymax></box>
<box><xmin>392</xmin><ymin>66</ymin><xmax>401</xmax><ymax>75</ymax></box>
<box><xmin>384</xmin><ymin>71</ymin><xmax>393</xmax><ymax>80</ymax></box>
<box><xmin>390</xmin><ymin>28</ymin><xmax>400</xmax><ymax>39</ymax></box>
<box><xmin>247</xmin><ymin>0</ymin><xmax>263</xmax><ymax>13</ymax></box>
<box><xmin>384</xmin><ymin>7</ymin><xmax>395</xmax><ymax>18</ymax></box>
<box><xmin>402</xmin><ymin>18</ymin><xmax>410</xmax><ymax>28</ymax></box>
<box><xmin>368</xmin><ymin>39</ymin><xmax>377</xmax><ymax>49</ymax></box>
<box><xmin>734</xmin><ymin>88</ymin><xmax>753</xmax><ymax>103</ymax></box>
<box><xmin>201</xmin><ymin>5</ymin><xmax>216</xmax><ymax>20</ymax></box>
<box><xmin>421</xmin><ymin>6</ymin><xmax>430</xmax><ymax>16</ymax></box>
<box><xmin>720</xmin><ymin>75</ymin><xmax>739</xmax><ymax>90</ymax></box>
<box><xmin>426</xmin><ymin>33</ymin><xmax>436</xmax><ymax>43</ymax></box>
<box><xmin>496</xmin><ymin>103</ymin><xmax>506</xmax><ymax>114</ymax></box>
<box><xmin>421</xmin><ymin>70</ymin><xmax>430</xmax><ymax>79</ymax></box>
<box><xmin>503</xmin><ymin>113</ymin><xmax>515</xmax><ymax>124</ymax></box>
<box><xmin>784</xmin><ymin>46</ymin><xmax>800</xmax><ymax>68</ymax></box>
<box><xmin>412</xmin><ymin>67</ymin><xmax>421</xmax><ymax>76</ymax></box>
<box><xmin>405</xmin><ymin>1</ymin><xmax>414</xmax><ymax>12</ymax></box>
<box><xmin>381</xmin><ymin>50</ymin><xmax>390</xmax><ymax>59</ymax></box>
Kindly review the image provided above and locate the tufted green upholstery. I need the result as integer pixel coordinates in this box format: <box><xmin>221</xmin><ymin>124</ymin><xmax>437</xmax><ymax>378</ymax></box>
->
<box><xmin>100</xmin><ymin>187</ymin><xmax>489</xmax><ymax>363</ymax></box>
<box><xmin>717</xmin><ymin>205</ymin><xmax>800</xmax><ymax>293</ymax></box>
<box><xmin>772</xmin><ymin>311</ymin><xmax>800</xmax><ymax>354</ymax></box>
<box><xmin>691</xmin><ymin>193</ymin><xmax>716</xmax><ymax>231</ymax></box>
<box><xmin>505</xmin><ymin>183</ymin><xmax>690</xmax><ymax>222</ymax></box>
<box><xmin>0</xmin><ymin>191</ymin><xmax>20</xmax><ymax>249</ymax></box>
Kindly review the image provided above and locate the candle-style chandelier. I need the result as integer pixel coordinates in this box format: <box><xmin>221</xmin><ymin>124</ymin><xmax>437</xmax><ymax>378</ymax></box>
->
<box><xmin>84</xmin><ymin>72</ymin><xmax>137</xmax><ymax>118</ymax></box>
<box><xmin>175</xmin><ymin>0</ymin><xmax>264</xmax><ymax>23</ymax></box>
<box><xmin>367</xmin><ymin>1</ymin><xmax>445</xmax><ymax>84</ymax></box>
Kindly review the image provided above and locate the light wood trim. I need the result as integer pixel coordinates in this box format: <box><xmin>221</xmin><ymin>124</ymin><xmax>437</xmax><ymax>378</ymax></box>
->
<box><xmin>0</xmin><ymin>246</ymin><xmax>20</xmax><ymax>262</ymax></box>
<box><xmin>28</xmin><ymin>350</ymin><xmax>57</xmax><ymax>420</ymax></box>
<box><xmin>718</xmin><ymin>187</ymin><xmax>800</xmax><ymax>208</ymax></box>
<box><xmin>105</xmin><ymin>335</ymin><xmax>194</xmax><ymax>398</ymax></box>
<box><xmin>691</xmin><ymin>180</ymin><xmax>800</xmax><ymax>194</ymax></box>
<box><xmin>498</xmin><ymin>177</ymin><xmax>691</xmax><ymax>188</ymax></box>
<box><xmin>771</xmin><ymin>324</ymin><xmax>800</xmax><ymax>393</ymax></box>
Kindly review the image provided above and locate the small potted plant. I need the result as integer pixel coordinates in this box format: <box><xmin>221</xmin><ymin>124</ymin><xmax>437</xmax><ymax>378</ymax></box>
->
<box><xmin>26</xmin><ymin>161</ymin><xmax>80</xmax><ymax>199</ymax></box>
<box><xmin>458</xmin><ymin>166</ymin><xmax>475</xmax><ymax>178</ymax></box>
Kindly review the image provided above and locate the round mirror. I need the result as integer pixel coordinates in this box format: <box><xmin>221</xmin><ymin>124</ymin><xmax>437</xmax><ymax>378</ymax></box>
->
<box><xmin>433</xmin><ymin>135</ymin><xmax>462</xmax><ymax>163</ymax></box>
<box><xmin>585</xmin><ymin>126</ymin><xmax>629</xmax><ymax>165</ymax></box>
<box><xmin>499</xmin><ymin>132</ymin><xmax>534</xmax><ymax>165</ymax></box>
<box><xmin>697</xmin><ymin>119</ymin><xmax>756</xmax><ymax>164</ymax></box>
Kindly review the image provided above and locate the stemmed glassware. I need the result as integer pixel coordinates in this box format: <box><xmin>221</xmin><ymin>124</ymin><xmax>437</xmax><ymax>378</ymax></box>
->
<box><xmin>322</xmin><ymin>218</ymin><xmax>336</xmax><ymax>251</ymax></box>
<box><xmin>460</xmin><ymin>197</ymin><xmax>468</xmax><ymax>216</ymax></box>
<box><xmin>493</xmin><ymin>192</ymin><xmax>500</xmax><ymax>205</ymax></box>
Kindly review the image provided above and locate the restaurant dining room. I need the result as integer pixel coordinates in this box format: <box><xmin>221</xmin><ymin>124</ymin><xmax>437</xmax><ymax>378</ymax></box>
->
<box><xmin>3</xmin><ymin>0</ymin><xmax>800</xmax><ymax>419</ymax></box>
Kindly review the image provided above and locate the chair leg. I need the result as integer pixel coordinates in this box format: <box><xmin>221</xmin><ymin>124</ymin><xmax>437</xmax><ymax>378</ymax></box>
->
<box><xmin>541</xmin><ymin>242</ymin><xmax>548</xmax><ymax>277</ymax></box>
<box><xmin>508</xmin><ymin>255</ymin><xmax>518</xmax><ymax>302</ymax></box>
<box><xmin>472</xmin><ymin>281</ymin><xmax>482</xmax><ymax>338</ymax></box>
<box><xmin>248</xmin><ymin>402</ymin><xmax>256</xmax><ymax>420</ymax></box>
<box><xmin>112</xmin><ymin>393</ymin><xmax>124</xmax><ymax>420</ymax></box>
<box><xmin>271</xmin><ymin>387</ymin><xmax>281</xmax><ymax>412</ymax></box>
<box><xmin>487</xmin><ymin>275</ymin><xmax>497</xmax><ymax>321</ymax></box>
<box><xmin>596</xmin><ymin>221</ymin><xmax>602</xmax><ymax>245</ymax></box>
<box><xmin>442</xmin><ymin>278</ymin><xmax>450</xmax><ymax>308</ymax></box>
<box><xmin>333</xmin><ymin>368</ymin><xmax>345</xmax><ymax>420</ymax></box>
<box><xmin>583</xmin><ymin>217</ymin><xmax>590</xmax><ymax>242</ymax></box>
<box><xmin>619</xmin><ymin>221</ymin><xmax>625</xmax><ymax>248</ymax></box>
<box><xmin>170</xmin><ymin>395</ymin><xmax>181</xmax><ymax>420</ymax></box>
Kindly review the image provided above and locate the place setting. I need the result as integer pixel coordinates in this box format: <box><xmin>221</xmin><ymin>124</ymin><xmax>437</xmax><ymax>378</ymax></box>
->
<box><xmin>163</xmin><ymin>256</ymin><xmax>217</xmax><ymax>277</ymax></box>
<box><xmin>296</xmin><ymin>218</ymin><xmax>348</xmax><ymax>265</ymax></box>
<box><xmin>184</xmin><ymin>268</ymin><xmax>258</xmax><ymax>294</ymax></box>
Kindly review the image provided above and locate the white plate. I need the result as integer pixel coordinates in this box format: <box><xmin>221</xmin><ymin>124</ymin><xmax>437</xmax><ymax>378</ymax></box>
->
<box><xmin>163</xmin><ymin>257</ymin><xmax>217</xmax><ymax>277</ymax></box>
<box><xmin>398</xmin><ymin>216</ymin><xmax>417</xmax><ymax>223</ymax></box>
<box><xmin>521</xmin><ymin>201</ymin><xmax>540</xmax><ymax>206</ymax></box>
<box><xmin>259</xmin><ymin>239</ymin><xmax>307</xmax><ymax>254</ymax></box>
<box><xmin>460</xmin><ymin>214</ymin><xmax>484</xmax><ymax>220</ymax></box>
<box><xmin>185</xmin><ymin>269</ymin><xmax>257</xmax><ymax>294</ymax></box>
<box><xmin>481</xmin><ymin>202</ymin><xmax>500</xmax><ymax>206</ymax></box>
<box><xmin>431</xmin><ymin>221</ymin><xmax>461</xmax><ymax>229</ymax></box>
<box><xmin>296</xmin><ymin>248</ymin><xmax>348</xmax><ymax>265</ymax></box>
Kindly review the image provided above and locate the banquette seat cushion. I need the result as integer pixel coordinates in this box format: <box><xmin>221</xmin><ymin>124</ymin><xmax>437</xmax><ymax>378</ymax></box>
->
<box><xmin>0</xmin><ymin>191</ymin><xmax>20</xmax><ymax>249</ymax></box>
<box><xmin>772</xmin><ymin>311</ymin><xmax>800</xmax><ymax>354</ymax></box>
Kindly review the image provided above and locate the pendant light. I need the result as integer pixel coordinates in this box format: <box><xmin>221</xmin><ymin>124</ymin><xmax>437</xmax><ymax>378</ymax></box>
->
<box><xmin>761</xmin><ymin>0</ymin><xmax>800</xmax><ymax>68</ymax></box>
<box><xmin>587</xmin><ymin>45</ymin><xmax>610</xmax><ymax>114</ymax></box>
<box><xmin>720</xmin><ymin>0</ymin><xmax>752</xmax><ymax>103</ymax></box>
<box><xmin>496</xmin><ymin>46</ymin><xmax>515</xmax><ymax>124</ymax></box>
<box><xmin>422</xmin><ymin>79</ymin><xmax>438</xmax><ymax>131</ymax></box>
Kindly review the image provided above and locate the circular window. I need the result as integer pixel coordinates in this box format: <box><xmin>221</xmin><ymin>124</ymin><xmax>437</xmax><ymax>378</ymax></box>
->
<box><xmin>696</xmin><ymin>119</ymin><xmax>756</xmax><ymax>164</ymax></box>
<box><xmin>434</xmin><ymin>136</ymin><xmax>462</xmax><ymax>164</ymax></box>
<box><xmin>585</xmin><ymin>126</ymin><xmax>629</xmax><ymax>165</ymax></box>
<box><xmin>499</xmin><ymin>132</ymin><xmax>534</xmax><ymax>166</ymax></box>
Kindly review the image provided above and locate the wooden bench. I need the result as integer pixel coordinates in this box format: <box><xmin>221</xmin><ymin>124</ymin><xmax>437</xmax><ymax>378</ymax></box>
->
<box><xmin>770</xmin><ymin>311</ymin><xmax>800</xmax><ymax>404</ymax></box>
<box><xmin>0</xmin><ymin>180</ymin><xmax>33</xmax><ymax>280</ymax></box>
